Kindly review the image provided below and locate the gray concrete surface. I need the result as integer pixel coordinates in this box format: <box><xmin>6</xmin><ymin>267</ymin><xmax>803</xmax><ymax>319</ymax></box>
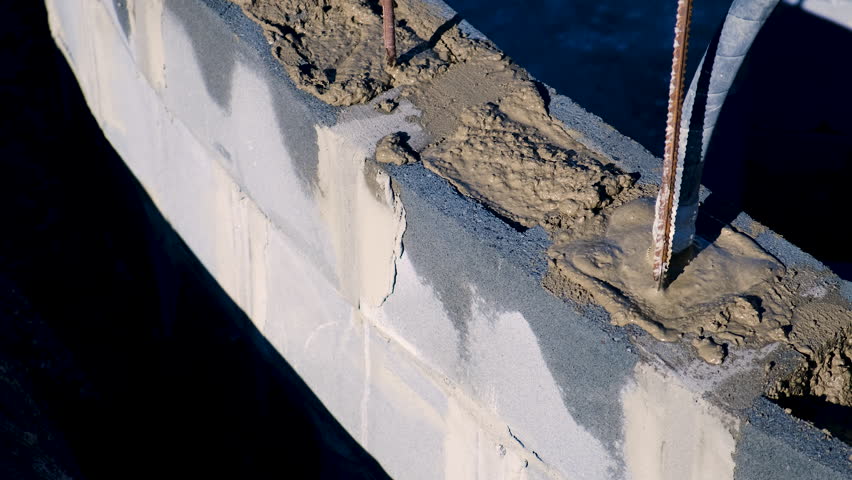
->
<box><xmin>46</xmin><ymin>0</ymin><xmax>851</xmax><ymax>478</ymax></box>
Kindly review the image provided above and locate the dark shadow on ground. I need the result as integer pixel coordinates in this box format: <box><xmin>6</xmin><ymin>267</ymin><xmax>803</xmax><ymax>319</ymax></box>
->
<box><xmin>451</xmin><ymin>0</ymin><xmax>733</xmax><ymax>156</ymax></box>
<box><xmin>773</xmin><ymin>394</ymin><xmax>852</xmax><ymax>446</ymax></box>
<box><xmin>398</xmin><ymin>13</ymin><xmax>463</xmax><ymax>66</ymax></box>
<box><xmin>455</xmin><ymin>1</ymin><xmax>852</xmax><ymax>281</ymax></box>
<box><xmin>702</xmin><ymin>3</ymin><xmax>852</xmax><ymax>280</ymax></box>
<box><xmin>688</xmin><ymin>5</ymin><xmax>852</xmax><ymax>441</ymax></box>
<box><xmin>0</xmin><ymin>2</ymin><xmax>389</xmax><ymax>479</ymax></box>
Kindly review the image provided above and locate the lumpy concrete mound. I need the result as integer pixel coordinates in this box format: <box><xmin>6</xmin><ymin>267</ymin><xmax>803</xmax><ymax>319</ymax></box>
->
<box><xmin>375</xmin><ymin>132</ymin><xmax>418</xmax><ymax>165</ymax></box>
<box><xmin>423</xmin><ymin>91</ymin><xmax>636</xmax><ymax>233</ymax></box>
<box><xmin>768</xmin><ymin>315</ymin><xmax>852</xmax><ymax>442</ymax></box>
<box><xmin>773</xmin><ymin>326</ymin><xmax>852</xmax><ymax>405</ymax></box>
<box><xmin>235</xmin><ymin>0</ymin><xmax>641</xmax><ymax>241</ymax></box>
<box><xmin>549</xmin><ymin>198</ymin><xmax>852</xmax><ymax>369</ymax></box>
<box><xmin>551</xmin><ymin>200</ymin><xmax>787</xmax><ymax>345</ymax></box>
<box><xmin>234</xmin><ymin>0</ymin><xmax>491</xmax><ymax>105</ymax></box>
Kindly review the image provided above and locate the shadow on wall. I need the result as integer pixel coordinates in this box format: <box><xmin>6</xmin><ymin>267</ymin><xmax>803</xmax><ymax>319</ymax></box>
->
<box><xmin>0</xmin><ymin>2</ymin><xmax>388</xmax><ymax>479</ymax></box>
<box><xmin>702</xmin><ymin>3</ymin><xmax>852</xmax><ymax>280</ymax></box>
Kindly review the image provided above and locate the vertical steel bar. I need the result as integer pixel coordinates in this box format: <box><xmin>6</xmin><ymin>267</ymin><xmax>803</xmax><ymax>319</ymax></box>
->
<box><xmin>382</xmin><ymin>0</ymin><xmax>397</xmax><ymax>67</ymax></box>
<box><xmin>652</xmin><ymin>0</ymin><xmax>694</xmax><ymax>289</ymax></box>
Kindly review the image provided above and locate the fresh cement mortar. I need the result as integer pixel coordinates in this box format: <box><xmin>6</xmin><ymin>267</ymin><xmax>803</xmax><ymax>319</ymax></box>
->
<box><xmin>62</xmin><ymin>0</ymin><xmax>852</xmax><ymax>477</ymax></box>
<box><xmin>232</xmin><ymin>0</ymin><xmax>850</xmax><ymax>373</ymax></box>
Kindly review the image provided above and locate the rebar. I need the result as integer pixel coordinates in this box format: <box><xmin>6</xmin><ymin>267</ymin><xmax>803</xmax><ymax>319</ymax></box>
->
<box><xmin>381</xmin><ymin>0</ymin><xmax>396</xmax><ymax>67</ymax></box>
<box><xmin>652</xmin><ymin>0</ymin><xmax>694</xmax><ymax>289</ymax></box>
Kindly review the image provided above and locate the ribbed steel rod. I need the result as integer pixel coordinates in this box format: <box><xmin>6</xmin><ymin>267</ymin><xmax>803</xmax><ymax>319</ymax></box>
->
<box><xmin>382</xmin><ymin>0</ymin><xmax>396</xmax><ymax>67</ymax></box>
<box><xmin>652</xmin><ymin>0</ymin><xmax>694</xmax><ymax>289</ymax></box>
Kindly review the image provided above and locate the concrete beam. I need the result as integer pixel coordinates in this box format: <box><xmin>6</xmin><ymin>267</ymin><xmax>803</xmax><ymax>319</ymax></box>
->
<box><xmin>45</xmin><ymin>0</ymin><xmax>851</xmax><ymax>478</ymax></box>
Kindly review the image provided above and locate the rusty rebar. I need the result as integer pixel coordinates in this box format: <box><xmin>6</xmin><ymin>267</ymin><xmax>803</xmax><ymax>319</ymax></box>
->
<box><xmin>381</xmin><ymin>0</ymin><xmax>396</xmax><ymax>67</ymax></box>
<box><xmin>652</xmin><ymin>0</ymin><xmax>694</xmax><ymax>289</ymax></box>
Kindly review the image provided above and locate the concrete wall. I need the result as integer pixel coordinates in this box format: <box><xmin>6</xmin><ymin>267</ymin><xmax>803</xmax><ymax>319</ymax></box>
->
<box><xmin>46</xmin><ymin>0</ymin><xmax>851</xmax><ymax>478</ymax></box>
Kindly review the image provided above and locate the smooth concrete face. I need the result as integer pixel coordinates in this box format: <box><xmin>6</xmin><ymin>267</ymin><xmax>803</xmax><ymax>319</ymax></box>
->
<box><xmin>46</xmin><ymin>0</ymin><xmax>852</xmax><ymax>478</ymax></box>
<box><xmin>381</xmin><ymin>162</ymin><xmax>638</xmax><ymax>476</ymax></box>
<box><xmin>313</xmin><ymin>100</ymin><xmax>422</xmax><ymax>309</ymax></box>
<box><xmin>383</xmin><ymin>253</ymin><xmax>622</xmax><ymax>478</ymax></box>
<box><xmin>160</xmin><ymin>0</ymin><xmax>341</xmax><ymax>285</ymax></box>
<box><xmin>621</xmin><ymin>364</ymin><xmax>738</xmax><ymax>480</ymax></box>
